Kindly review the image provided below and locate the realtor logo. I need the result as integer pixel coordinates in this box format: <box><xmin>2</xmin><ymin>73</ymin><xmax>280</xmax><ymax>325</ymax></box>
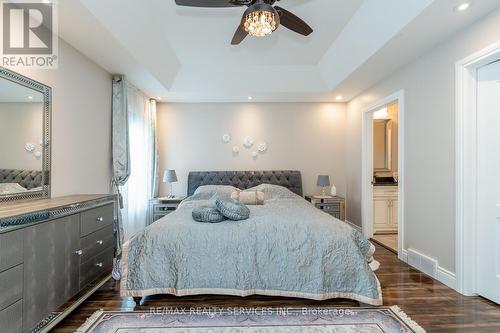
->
<box><xmin>1</xmin><ymin>0</ymin><xmax>58</xmax><ymax>68</ymax></box>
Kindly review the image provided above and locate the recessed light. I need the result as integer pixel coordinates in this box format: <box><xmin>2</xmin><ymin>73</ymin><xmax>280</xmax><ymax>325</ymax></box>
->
<box><xmin>28</xmin><ymin>96</ymin><xmax>33</xmax><ymax>99</ymax></box>
<box><xmin>455</xmin><ymin>2</ymin><xmax>470</xmax><ymax>11</ymax></box>
<box><xmin>335</xmin><ymin>95</ymin><xmax>343</xmax><ymax>101</ymax></box>
<box><xmin>248</xmin><ymin>96</ymin><xmax>253</xmax><ymax>100</ymax></box>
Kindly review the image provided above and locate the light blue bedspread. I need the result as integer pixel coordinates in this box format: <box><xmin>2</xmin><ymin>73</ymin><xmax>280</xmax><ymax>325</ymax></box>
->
<box><xmin>120</xmin><ymin>189</ymin><xmax>382</xmax><ymax>305</ymax></box>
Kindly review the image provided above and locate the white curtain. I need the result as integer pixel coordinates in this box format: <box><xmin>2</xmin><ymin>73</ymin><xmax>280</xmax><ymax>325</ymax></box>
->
<box><xmin>120</xmin><ymin>84</ymin><xmax>157</xmax><ymax>239</ymax></box>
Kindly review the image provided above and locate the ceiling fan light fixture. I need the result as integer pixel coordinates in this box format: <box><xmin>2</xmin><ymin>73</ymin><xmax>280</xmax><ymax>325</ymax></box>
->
<box><xmin>243</xmin><ymin>3</ymin><xmax>279</xmax><ymax>37</ymax></box>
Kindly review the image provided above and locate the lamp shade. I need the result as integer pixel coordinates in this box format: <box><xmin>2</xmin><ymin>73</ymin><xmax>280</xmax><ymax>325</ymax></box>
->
<box><xmin>163</xmin><ymin>170</ymin><xmax>178</xmax><ymax>183</ymax></box>
<box><xmin>316</xmin><ymin>175</ymin><xmax>330</xmax><ymax>187</ymax></box>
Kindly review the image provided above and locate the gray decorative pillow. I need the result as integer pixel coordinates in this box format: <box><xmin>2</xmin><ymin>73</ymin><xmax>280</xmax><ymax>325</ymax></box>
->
<box><xmin>215</xmin><ymin>199</ymin><xmax>250</xmax><ymax>221</ymax></box>
<box><xmin>192</xmin><ymin>206</ymin><xmax>227</xmax><ymax>223</ymax></box>
<box><xmin>244</xmin><ymin>184</ymin><xmax>299</xmax><ymax>200</ymax></box>
<box><xmin>193</xmin><ymin>185</ymin><xmax>239</xmax><ymax>201</ymax></box>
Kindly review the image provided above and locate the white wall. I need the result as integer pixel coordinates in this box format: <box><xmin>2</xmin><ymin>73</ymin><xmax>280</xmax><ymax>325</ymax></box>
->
<box><xmin>157</xmin><ymin>103</ymin><xmax>346</xmax><ymax>197</ymax></box>
<box><xmin>345</xmin><ymin>8</ymin><xmax>500</xmax><ymax>272</ymax></box>
<box><xmin>14</xmin><ymin>39</ymin><xmax>112</xmax><ymax>197</ymax></box>
<box><xmin>0</xmin><ymin>103</ymin><xmax>43</xmax><ymax>171</ymax></box>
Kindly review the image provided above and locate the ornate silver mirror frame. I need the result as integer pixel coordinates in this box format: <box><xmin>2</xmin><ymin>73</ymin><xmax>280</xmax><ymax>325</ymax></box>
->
<box><xmin>0</xmin><ymin>67</ymin><xmax>51</xmax><ymax>202</ymax></box>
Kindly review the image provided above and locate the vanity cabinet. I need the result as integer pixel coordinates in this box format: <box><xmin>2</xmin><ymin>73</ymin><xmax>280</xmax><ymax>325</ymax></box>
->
<box><xmin>373</xmin><ymin>186</ymin><xmax>398</xmax><ymax>233</ymax></box>
<box><xmin>0</xmin><ymin>195</ymin><xmax>116</xmax><ymax>333</ymax></box>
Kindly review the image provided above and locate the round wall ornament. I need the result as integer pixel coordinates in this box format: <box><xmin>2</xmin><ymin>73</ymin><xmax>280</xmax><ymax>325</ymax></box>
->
<box><xmin>243</xmin><ymin>136</ymin><xmax>254</xmax><ymax>148</ymax></box>
<box><xmin>25</xmin><ymin>143</ymin><xmax>35</xmax><ymax>152</ymax></box>
<box><xmin>222</xmin><ymin>134</ymin><xmax>231</xmax><ymax>143</ymax></box>
<box><xmin>258</xmin><ymin>143</ymin><xmax>268</xmax><ymax>153</ymax></box>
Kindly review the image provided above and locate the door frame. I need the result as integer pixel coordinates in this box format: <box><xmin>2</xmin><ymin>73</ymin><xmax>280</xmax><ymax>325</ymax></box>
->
<box><xmin>361</xmin><ymin>89</ymin><xmax>405</xmax><ymax>261</ymax></box>
<box><xmin>455</xmin><ymin>41</ymin><xmax>500</xmax><ymax>296</ymax></box>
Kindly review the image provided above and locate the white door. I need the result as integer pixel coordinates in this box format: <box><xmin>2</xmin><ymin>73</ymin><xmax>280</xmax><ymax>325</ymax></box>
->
<box><xmin>476</xmin><ymin>59</ymin><xmax>500</xmax><ymax>304</ymax></box>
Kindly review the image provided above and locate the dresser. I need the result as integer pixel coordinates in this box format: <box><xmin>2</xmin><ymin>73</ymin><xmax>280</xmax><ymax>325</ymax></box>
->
<box><xmin>305</xmin><ymin>195</ymin><xmax>345</xmax><ymax>221</ymax></box>
<box><xmin>373</xmin><ymin>185</ymin><xmax>398</xmax><ymax>233</ymax></box>
<box><xmin>0</xmin><ymin>195</ymin><xmax>116</xmax><ymax>333</ymax></box>
<box><xmin>149</xmin><ymin>196</ymin><xmax>185</xmax><ymax>225</ymax></box>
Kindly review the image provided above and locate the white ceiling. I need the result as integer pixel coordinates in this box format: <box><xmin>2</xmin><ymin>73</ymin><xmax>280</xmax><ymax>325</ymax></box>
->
<box><xmin>57</xmin><ymin>0</ymin><xmax>500</xmax><ymax>102</ymax></box>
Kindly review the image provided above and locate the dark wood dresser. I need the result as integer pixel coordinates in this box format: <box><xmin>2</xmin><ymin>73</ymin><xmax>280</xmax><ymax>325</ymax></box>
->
<box><xmin>0</xmin><ymin>195</ymin><xmax>116</xmax><ymax>333</ymax></box>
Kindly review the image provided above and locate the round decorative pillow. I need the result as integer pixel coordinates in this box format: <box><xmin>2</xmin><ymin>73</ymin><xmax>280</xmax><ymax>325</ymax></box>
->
<box><xmin>192</xmin><ymin>206</ymin><xmax>226</xmax><ymax>223</ymax></box>
<box><xmin>215</xmin><ymin>199</ymin><xmax>250</xmax><ymax>221</ymax></box>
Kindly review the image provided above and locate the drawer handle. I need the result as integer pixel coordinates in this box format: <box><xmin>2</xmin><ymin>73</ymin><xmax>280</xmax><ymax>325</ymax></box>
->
<box><xmin>74</xmin><ymin>250</ymin><xmax>83</xmax><ymax>256</ymax></box>
<box><xmin>96</xmin><ymin>240</ymin><xmax>103</xmax><ymax>245</ymax></box>
<box><xmin>96</xmin><ymin>217</ymin><xmax>104</xmax><ymax>222</ymax></box>
<box><xmin>95</xmin><ymin>262</ymin><xmax>103</xmax><ymax>268</ymax></box>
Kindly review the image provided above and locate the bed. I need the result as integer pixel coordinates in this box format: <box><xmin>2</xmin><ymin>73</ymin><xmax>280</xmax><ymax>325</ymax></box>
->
<box><xmin>120</xmin><ymin>170</ymin><xmax>382</xmax><ymax>305</ymax></box>
<box><xmin>0</xmin><ymin>169</ymin><xmax>43</xmax><ymax>194</ymax></box>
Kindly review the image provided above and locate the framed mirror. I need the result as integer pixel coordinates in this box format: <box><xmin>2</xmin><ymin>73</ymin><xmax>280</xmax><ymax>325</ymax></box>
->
<box><xmin>0</xmin><ymin>67</ymin><xmax>51</xmax><ymax>202</ymax></box>
<box><xmin>373</xmin><ymin>119</ymin><xmax>392</xmax><ymax>172</ymax></box>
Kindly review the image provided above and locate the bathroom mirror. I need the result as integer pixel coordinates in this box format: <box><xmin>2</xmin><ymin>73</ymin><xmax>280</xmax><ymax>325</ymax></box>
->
<box><xmin>0</xmin><ymin>67</ymin><xmax>51</xmax><ymax>202</ymax></box>
<box><xmin>373</xmin><ymin>119</ymin><xmax>392</xmax><ymax>172</ymax></box>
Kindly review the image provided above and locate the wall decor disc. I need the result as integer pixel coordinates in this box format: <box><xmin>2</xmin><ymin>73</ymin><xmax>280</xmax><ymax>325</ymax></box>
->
<box><xmin>25</xmin><ymin>143</ymin><xmax>35</xmax><ymax>152</ymax></box>
<box><xmin>222</xmin><ymin>134</ymin><xmax>231</xmax><ymax>143</ymax></box>
<box><xmin>252</xmin><ymin>151</ymin><xmax>258</xmax><ymax>159</ymax></box>
<box><xmin>258</xmin><ymin>143</ymin><xmax>268</xmax><ymax>153</ymax></box>
<box><xmin>232</xmin><ymin>146</ymin><xmax>240</xmax><ymax>153</ymax></box>
<box><xmin>243</xmin><ymin>136</ymin><xmax>254</xmax><ymax>148</ymax></box>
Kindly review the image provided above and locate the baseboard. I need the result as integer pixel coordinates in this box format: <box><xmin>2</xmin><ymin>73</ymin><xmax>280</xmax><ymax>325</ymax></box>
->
<box><xmin>437</xmin><ymin>266</ymin><xmax>457</xmax><ymax>290</ymax></box>
<box><xmin>406</xmin><ymin>248</ymin><xmax>457</xmax><ymax>290</ymax></box>
<box><xmin>399</xmin><ymin>249</ymin><xmax>408</xmax><ymax>263</ymax></box>
<box><xmin>345</xmin><ymin>220</ymin><xmax>362</xmax><ymax>231</ymax></box>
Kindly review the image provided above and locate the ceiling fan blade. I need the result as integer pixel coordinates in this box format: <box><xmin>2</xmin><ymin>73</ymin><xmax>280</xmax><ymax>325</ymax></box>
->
<box><xmin>231</xmin><ymin>24</ymin><xmax>248</xmax><ymax>45</ymax></box>
<box><xmin>274</xmin><ymin>6</ymin><xmax>313</xmax><ymax>36</ymax></box>
<box><xmin>175</xmin><ymin>0</ymin><xmax>243</xmax><ymax>7</ymax></box>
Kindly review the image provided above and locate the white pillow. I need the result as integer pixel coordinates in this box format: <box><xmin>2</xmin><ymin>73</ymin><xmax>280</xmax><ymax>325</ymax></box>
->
<box><xmin>244</xmin><ymin>184</ymin><xmax>299</xmax><ymax>200</ymax></box>
<box><xmin>231</xmin><ymin>191</ymin><xmax>265</xmax><ymax>205</ymax></box>
<box><xmin>0</xmin><ymin>183</ymin><xmax>27</xmax><ymax>195</ymax></box>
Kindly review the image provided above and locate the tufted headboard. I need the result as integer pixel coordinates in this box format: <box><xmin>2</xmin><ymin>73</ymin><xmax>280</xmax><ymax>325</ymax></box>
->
<box><xmin>0</xmin><ymin>169</ymin><xmax>43</xmax><ymax>190</ymax></box>
<box><xmin>187</xmin><ymin>170</ymin><xmax>303</xmax><ymax>197</ymax></box>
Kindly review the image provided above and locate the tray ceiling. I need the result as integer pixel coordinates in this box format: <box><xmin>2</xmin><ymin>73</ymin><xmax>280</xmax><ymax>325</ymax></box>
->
<box><xmin>58</xmin><ymin>0</ymin><xmax>500</xmax><ymax>102</ymax></box>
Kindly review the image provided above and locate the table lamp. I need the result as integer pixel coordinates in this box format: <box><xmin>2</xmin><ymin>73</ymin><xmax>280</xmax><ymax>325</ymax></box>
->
<box><xmin>317</xmin><ymin>175</ymin><xmax>331</xmax><ymax>197</ymax></box>
<box><xmin>163</xmin><ymin>169</ymin><xmax>178</xmax><ymax>198</ymax></box>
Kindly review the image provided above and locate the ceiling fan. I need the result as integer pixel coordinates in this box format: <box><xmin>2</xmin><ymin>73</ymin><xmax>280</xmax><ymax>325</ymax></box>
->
<box><xmin>174</xmin><ymin>0</ymin><xmax>313</xmax><ymax>45</ymax></box>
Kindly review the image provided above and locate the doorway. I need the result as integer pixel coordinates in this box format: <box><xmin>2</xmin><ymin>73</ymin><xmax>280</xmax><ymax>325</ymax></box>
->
<box><xmin>361</xmin><ymin>90</ymin><xmax>405</xmax><ymax>261</ymax></box>
<box><xmin>456</xmin><ymin>42</ymin><xmax>500</xmax><ymax>302</ymax></box>
<box><xmin>476</xmin><ymin>59</ymin><xmax>500</xmax><ymax>304</ymax></box>
<box><xmin>371</xmin><ymin>102</ymin><xmax>399</xmax><ymax>252</ymax></box>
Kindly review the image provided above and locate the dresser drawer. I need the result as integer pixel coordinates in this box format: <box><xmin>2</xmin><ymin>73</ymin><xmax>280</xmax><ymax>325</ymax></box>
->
<box><xmin>153</xmin><ymin>212</ymin><xmax>173</xmax><ymax>222</ymax></box>
<box><xmin>80</xmin><ymin>225</ymin><xmax>114</xmax><ymax>263</ymax></box>
<box><xmin>80</xmin><ymin>204</ymin><xmax>114</xmax><ymax>237</ymax></box>
<box><xmin>318</xmin><ymin>204</ymin><xmax>340</xmax><ymax>213</ymax></box>
<box><xmin>0</xmin><ymin>264</ymin><xmax>23</xmax><ymax>311</ymax></box>
<box><xmin>79</xmin><ymin>246</ymin><xmax>113</xmax><ymax>289</ymax></box>
<box><xmin>0</xmin><ymin>229</ymin><xmax>23</xmax><ymax>272</ymax></box>
<box><xmin>154</xmin><ymin>204</ymin><xmax>178</xmax><ymax>213</ymax></box>
<box><xmin>0</xmin><ymin>300</ymin><xmax>22</xmax><ymax>333</ymax></box>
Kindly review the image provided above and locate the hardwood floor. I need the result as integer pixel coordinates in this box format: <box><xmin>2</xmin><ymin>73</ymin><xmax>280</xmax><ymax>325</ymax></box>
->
<box><xmin>372</xmin><ymin>233</ymin><xmax>398</xmax><ymax>253</ymax></box>
<box><xmin>52</xmin><ymin>244</ymin><xmax>499</xmax><ymax>332</ymax></box>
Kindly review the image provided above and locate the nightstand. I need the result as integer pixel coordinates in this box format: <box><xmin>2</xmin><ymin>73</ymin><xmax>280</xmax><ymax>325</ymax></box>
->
<box><xmin>305</xmin><ymin>195</ymin><xmax>345</xmax><ymax>221</ymax></box>
<box><xmin>149</xmin><ymin>196</ymin><xmax>185</xmax><ymax>225</ymax></box>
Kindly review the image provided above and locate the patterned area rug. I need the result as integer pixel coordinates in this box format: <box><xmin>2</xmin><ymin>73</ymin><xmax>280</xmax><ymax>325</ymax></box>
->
<box><xmin>77</xmin><ymin>307</ymin><xmax>425</xmax><ymax>332</ymax></box>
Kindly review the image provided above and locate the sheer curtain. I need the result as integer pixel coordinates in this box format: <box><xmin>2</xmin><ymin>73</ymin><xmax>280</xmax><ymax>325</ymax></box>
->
<box><xmin>120</xmin><ymin>84</ymin><xmax>158</xmax><ymax>239</ymax></box>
